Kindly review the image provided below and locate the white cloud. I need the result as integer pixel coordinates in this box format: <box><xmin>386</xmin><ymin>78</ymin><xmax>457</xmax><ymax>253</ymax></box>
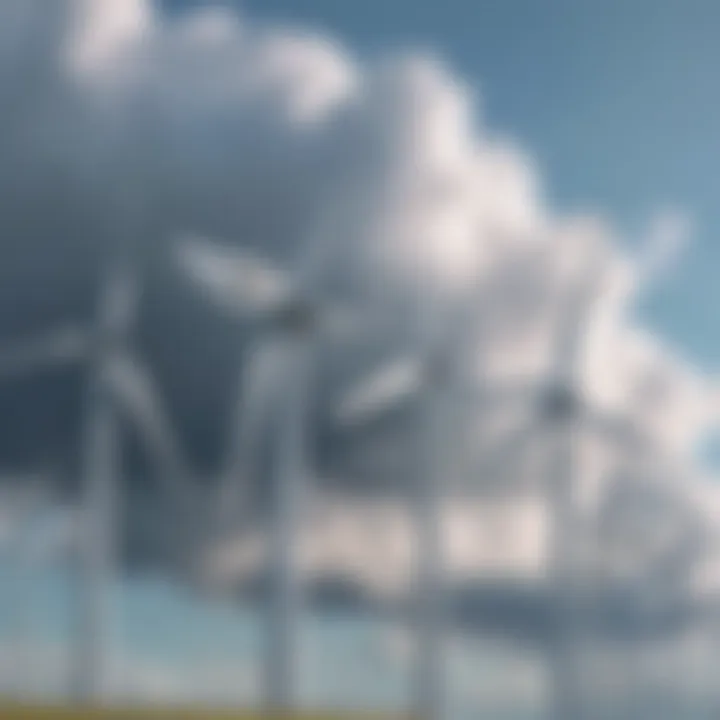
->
<box><xmin>205</xmin><ymin>493</ymin><xmax>558</xmax><ymax>599</ymax></box>
<box><xmin>0</xmin><ymin>0</ymin><xmax>718</xmax><ymax>608</ymax></box>
<box><xmin>64</xmin><ymin>0</ymin><xmax>153</xmax><ymax>78</ymax></box>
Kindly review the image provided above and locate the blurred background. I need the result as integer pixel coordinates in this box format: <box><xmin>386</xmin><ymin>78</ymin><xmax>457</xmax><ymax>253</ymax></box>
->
<box><xmin>1</xmin><ymin>1</ymin><xmax>720</xmax><ymax>718</ymax></box>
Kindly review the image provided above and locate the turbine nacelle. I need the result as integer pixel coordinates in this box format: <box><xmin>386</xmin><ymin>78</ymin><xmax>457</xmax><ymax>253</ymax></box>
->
<box><xmin>539</xmin><ymin>382</ymin><xmax>581</xmax><ymax>424</ymax></box>
<box><xmin>270</xmin><ymin>296</ymin><xmax>318</xmax><ymax>337</ymax></box>
<box><xmin>176</xmin><ymin>234</ymin><xmax>383</xmax><ymax>347</ymax></box>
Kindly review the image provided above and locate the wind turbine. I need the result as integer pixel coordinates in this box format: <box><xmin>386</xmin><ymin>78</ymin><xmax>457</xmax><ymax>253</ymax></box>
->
<box><xmin>334</xmin><ymin>242</ymin><xmax>535</xmax><ymax>720</ymax></box>
<box><xmin>462</xmin><ymin>229</ymin><xmax>687</xmax><ymax>720</ymax></box>
<box><xmin>0</xmin><ymin>252</ymin><xmax>197</xmax><ymax>704</ymax></box>
<box><xmin>175</xmin><ymin>214</ymin><xmax>369</xmax><ymax>712</ymax></box>
<box><xmin>335</xmin><ymin>228</ymin><xmax>678</xmax><ymax>720</ymax></box>
<box><xmin>0</xmin><ymin>65</ymin><xmax>195</xmax><ymax>703</ymax></box>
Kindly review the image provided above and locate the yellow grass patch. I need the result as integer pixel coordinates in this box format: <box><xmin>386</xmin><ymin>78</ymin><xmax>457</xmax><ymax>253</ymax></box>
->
<box><xmin>0</xmin><ymin>704</ymin><xmax>407</xmax><ymax>720</ymax></box>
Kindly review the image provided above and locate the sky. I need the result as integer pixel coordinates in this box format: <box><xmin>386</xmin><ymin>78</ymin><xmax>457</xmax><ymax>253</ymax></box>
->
<box><xmin>0</xmin><ymin>0</ymin><xmax>716</xmax><ymax>589</ymax></box>
<box><xmin>159</xmin><ymin>0</ymin><xmax>720</xmax><ymax>478</ymax></box>
<box><xmin>2</xmin><ymin>0</ymin><xmax>720</xmax><ymax>711</ymax></box>
<box><xmin>0</xmin><ymin>0</ymin><xmax>715</xmax><ymax>581</ymax></box>
<box><xmin>164</xmin><ymin>0</ymin><xmax>720</xmax><ymax>368</ymax></box>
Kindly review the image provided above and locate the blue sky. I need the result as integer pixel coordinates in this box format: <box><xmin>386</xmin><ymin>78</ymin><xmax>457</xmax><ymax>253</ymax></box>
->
<box><xmin>2</xmin><ymin>3</ymin><xmax>719</xmax><ymax>706</ymax></box>
<box><xmin>165</xmin><ymin>0</ymin><xmax>720</xmax><ymax>369</ymax></box>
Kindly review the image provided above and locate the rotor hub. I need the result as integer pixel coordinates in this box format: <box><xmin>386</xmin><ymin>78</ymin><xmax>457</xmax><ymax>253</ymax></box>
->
<box><xmin>541</xmin><ymin>383</ymin><xmax>579</xmax><ymax>423</ymax></box>
<box><xmin>274</xmin><ymin>298</ymin><xmax>317</xmax><ymax>336</ymax></box>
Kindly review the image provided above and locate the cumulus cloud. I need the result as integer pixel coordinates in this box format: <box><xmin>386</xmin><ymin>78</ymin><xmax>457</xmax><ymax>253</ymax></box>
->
<box><xmin>206</xmin><ymin>494</ymin><xmax>548</xmax><ymax>600</ymax></box>
<box><xmin>0</xmin><ymin>0</ymin><xmax>718</xmax><ymax>616</ymax></box>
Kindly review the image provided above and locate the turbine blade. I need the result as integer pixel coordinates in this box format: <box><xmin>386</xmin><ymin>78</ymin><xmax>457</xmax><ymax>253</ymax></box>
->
<box><xmin>103</xmin><ymin>353</ymin><xmax>195</xmax><ymax>498</ymax></box>
<box><xmin>103</xmin><ymin>352</ymin><xmax>200</xmax><ymax>575</ymax></box>
<box><xmin>335</xmin><ymin>356</ymin><xmax>424</xmax><ymax>427</ymax></box>
<box><xmin>551</xmin><ymin>237</ymin><xmax>608</xmax><ymax>380</ymax></box>
<box><xmin>217</xmin><ymin>336</ymin><xmax>288</xmax><ymax>531</ymax></box>
<box><xmin>634</xmin><ymin>210</ymin><xmax>690</xmax><ymax>298</ymax></box>
<box><xmin>0</xmin><ymin>325</ymin><xmax>91</xmax><ymax>379</ymax></box>
<box><xmin>176</xmin><ymin>236</ymin><xmax>293</xmax><ymax>318</ymax></box>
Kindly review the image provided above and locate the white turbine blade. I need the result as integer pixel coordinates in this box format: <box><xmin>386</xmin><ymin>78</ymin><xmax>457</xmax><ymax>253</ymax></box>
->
<box><xmin>218</xmin><ymin>336</ymin><xmax>288</xmax><ymax>530</ymax></box>
<box><xmin>0</xmin><ymin>325</ymin><xmax>91</xmax><ymax>379</ymax></box>
<box><xmin>335</xmin><ymin>356</ymin><xmax>425</xmax><ymax>427</ymax></box>
<box><xmin>551</xmin><ymin>240</ymin><xmax>608</xmax><ymax>381</ymax></box>
<box><xmin>103</xmin><ymin>353</ymin><xmax>194</xmax><ymax>496</ymax></box>
<box><xmin>552</xmin><ymin>283</ymin><xmax>598</xmax><ymax>381</ymax></box>
<box><xmin>635</xmin><ymin>210</ymin><xmax>690</xmax><ymax>296</ymax></box>
<box><xmin>103</xmin><ymin>352</ymin><xmax>200</xmax><ymax>575</ymax></box>
<box><xmin>176</xmin><ymin>236</ymin><xmax>293</xmax><ymax>318</ymax></box>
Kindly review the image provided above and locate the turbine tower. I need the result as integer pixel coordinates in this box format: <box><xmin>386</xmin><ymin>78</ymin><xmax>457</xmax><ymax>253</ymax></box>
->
<box><xmin>0</xmin><ymin>257</ymin><xmax>135</xmax><ymax>703</ymax></box>
<box><xmin>175</xmin><ymin>213</ymin><xmax>368</xmax><ymax>711</ymax></box>
<box><xmin>0</xmin><ymin>255</ymin><xmax>194</xmax><ymax>704</ymax></box>
<box><xmin>458</xmin><ymin>230</ymin><xmax>683</xmax><ymax>720</ymax></box>
<box><xmin>335</xmin><ymin>246</ymin><xmax>533</xmax><ymax>720</ymax></box>
<box><xmin>335</xmin><ymin>227</ymin><xmax>676</xmax><ymax>720</ymax></box>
